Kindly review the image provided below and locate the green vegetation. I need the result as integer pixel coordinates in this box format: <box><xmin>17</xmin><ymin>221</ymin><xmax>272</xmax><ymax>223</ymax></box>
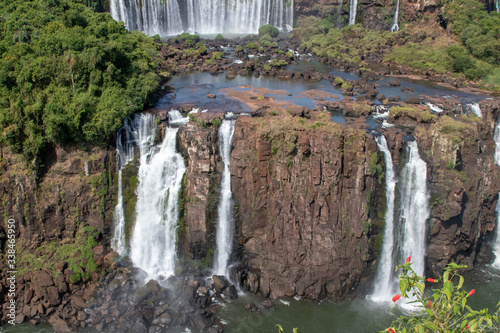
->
<box><xmin>259</xmin><ymin>24</ymin><xmax>279</xmax><ymax>38</ymax></box>
<box><xmin>215</xmin><ymin>33</ymin><xmax>224</xmax><ymax>41</ymax></box>
<box><xmin>0</xmin><ymin>0</ymin><xmax>161</xmax><ymax>161</ymax></box>
<box><xmin>386</xmin><ymin>261</ymin><xmax>500</xmax><ymax>332</ymax></box>
<box><xmin>246</xmin><ymin>42</ymin><xmax>260</xmax><ymax>50</ymax></box>
<box><xmin>17</xmin><ymin>225</ymin><xmax>100</xmax><ymax>282</ymax></box>
<box><xmin>389</xmin><ymin>106</ymin><xmax>435</xmax><ymax>123</ymax></box>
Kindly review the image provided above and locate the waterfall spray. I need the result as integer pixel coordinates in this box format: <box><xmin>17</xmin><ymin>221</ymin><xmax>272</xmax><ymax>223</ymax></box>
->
<box><xmin>112</xmin><ymin>114</ymin><xmax>156</xmax><ymax>254</ymax></box>
<box><xmin>372</xmin><ymin>135</ymin><xmax>398</xmax><ymax>301</ymax></box>
<box><xmin>213</xmin><ymin>119</ymin><xmax>236</xmax><ymax>277</ymax></box>
<box><xmin>129</xmin><ymin>122</ymin><xmax>186</xmax><ymax>281</ymax></box>
<box><xmin>399</xmin><ymin>140</ymin><xmax>430</xmax><ymax>277</ymax></box>
<box><xmin>349</xmin><ymin>0</ymin><xmax>358</xmax><ymax>25</ymax></box>
<box><xmin>492</xmin><ymin>121</ymin><xmax>500</xmax><ymax>268</ymax></box>
<box><xmin>391</xmin><ymin>0</ymin><xmax>400</xmax><ymax>32</ymax></box>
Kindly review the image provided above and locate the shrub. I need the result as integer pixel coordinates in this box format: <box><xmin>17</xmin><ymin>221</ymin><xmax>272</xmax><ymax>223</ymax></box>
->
<box><xmin>387</xmin><ymin>260</ymin><xmax>500</xmax><ymax>332</ymax></box>
<box><xmin>246</xmin><ymin>42</ymin><xmax>260</xmax><ymax>49</ymax></box>
<box><xmin>259</xmin><ymin>24</ymin><xmax>279</xmax><ymax>37</ymax></box>
<box><xmin>215</xmin><ymin>33</ymin><xmax>224</xmax><ymax>40</ymax></box>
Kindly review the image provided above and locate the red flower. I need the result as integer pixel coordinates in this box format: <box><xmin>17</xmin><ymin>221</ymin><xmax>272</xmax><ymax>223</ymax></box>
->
<box><xmin>426</xmin><ymin>301</ymin><xmax>433</xmax><ymax>308</ymax></box>
<box><xmin>387</xmin><ymin>329</ymin><xmax>396</xmax><ymax>333</ymax></box>
<box><xmin>406</xmin><ymin>254</ymin><xmax>412</xmax><ymax>263</ymax></box>
<box><xmin>467</xmin><ymin>289</ymin><xmax>476</xmax><ymax>297</ymax></box>
<box><xmin>392</xmin><ymin>294</ymin><xmax>401</xmax><ymax>302</ymax></box>
<box><xmin>426</xmin><ymin>278</ymin><xmax>437</xmax><ymax>283</ymax></box>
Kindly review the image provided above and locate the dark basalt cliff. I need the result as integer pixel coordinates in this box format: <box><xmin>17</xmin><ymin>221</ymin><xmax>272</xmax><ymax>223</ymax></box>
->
<box><xmin>1</xmin><ymin>100</ymin><xmax>500</xmax><ymax>331</ymax></box>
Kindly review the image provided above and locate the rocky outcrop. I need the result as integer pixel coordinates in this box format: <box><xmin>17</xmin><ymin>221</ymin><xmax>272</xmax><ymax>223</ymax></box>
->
<box><xmin>0</xmin><ymin>145</ymin><xmax>115</xmax><ymax>328</ymax></box>
<box><xmin>229</xmin><ymin>113</ymin><xmax>384</xmax><ymax>299</ymax></box>
<box><xmin>177</xmin><ymin>119</ymin><xmax>222</xmax><ymax>261</ymax></box>
<box><xmin>420</xmin><ymin>100</ymin><xmax>500</xmax><ymax>275</ymax></box>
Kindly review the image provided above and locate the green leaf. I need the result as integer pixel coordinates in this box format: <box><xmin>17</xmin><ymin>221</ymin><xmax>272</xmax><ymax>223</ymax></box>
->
<box><xmin>443</xmin><ymin>271</ymin><xmax>450</xmax><ymax>282</ymax></box>
<box><xmin>458</xmin><ymin>275</ymin><xmax>464</xmax><ymax>290</ymax></box>
<box><xmin>399</xmin><ymin>279</ymin><xmax>407</xmax><ymax>293</ymax></box>
<box><xmin>443</xmin><ymin>281</ymin><xmax>453</xmax><ymax>300</ymax></box>
<box><xmin>462</xmin><ymin>297</ymin><xmax>467</xmax><ymax>310</ymax></box>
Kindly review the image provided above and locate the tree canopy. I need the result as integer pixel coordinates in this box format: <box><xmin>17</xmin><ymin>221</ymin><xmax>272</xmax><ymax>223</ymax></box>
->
<box><xmin>0</xmin><ymin>0</ymin><xmax>161</xmax><ymax>160</ymax></box>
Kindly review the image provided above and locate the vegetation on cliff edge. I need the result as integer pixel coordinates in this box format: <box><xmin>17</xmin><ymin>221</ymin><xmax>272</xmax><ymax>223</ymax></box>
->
<box><xmin>0</xmin><ymin>0</ymin><xmax>161</xmax><ymax>161</ymax></box>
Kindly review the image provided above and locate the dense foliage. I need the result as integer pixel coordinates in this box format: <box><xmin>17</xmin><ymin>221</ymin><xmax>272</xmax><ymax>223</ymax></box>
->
<box><xmin>259</xmin><ymin>24</ymin><xmax>280</xmax><ymax>37</ymax></box>
<box><xmin>0</xmin><ymin>0</ymin><xmax>161</xmax><ymax>160</ymax></box>
<box><xmin>387</xmin><ymin>261</ymin><xmax>500</xmax><ymax>332</ymax></box>
<box><xmin>294</xmin><ymin>1</ymin><xmax>500</xmax><ymax>88</ymax></box>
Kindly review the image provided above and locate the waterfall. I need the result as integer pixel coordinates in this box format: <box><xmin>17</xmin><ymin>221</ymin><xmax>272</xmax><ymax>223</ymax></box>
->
<box><xmin>492</xmin><ymin>121</ymin><xmax>500</xmax><ymax>268</ymax></box>
<box><xmin>111</xmin><ymin>114</ymin><xmax>155</xmax><ymax>254</ymax></box>
<box><xmin>129</xmin><ymin>121</ymin><xmax>186</xmax><ymax>281</ymax></box>
<box><xmin>112</xmin><ymin>0</ymin><xmax>294</xmax><ymax>36</ymax></box>
<box><xmin>497</xmin><ymin>0</ymin><xmax>499</xmax><ymax>12</ymax></box>
<box><xmin>168</xmin><ymin>109</ymin><xmax>189</xmax><ymax>125</ymax></box>
<box><xmin>399</xmin><ymin>140</ymin><xmax>430</xmax><ymax>277</ymax></box>
<box><xmin>468</xmin><ymin>103</ymin><xmax>483</xmax><ymax>118</ymax></box>
<box><xmin>349</xmin><ymin>0</ymin><xmax>358</xmax><ymax>25</ymax></box>
<box><xmin>110</xmin><ymin>0</ymin><xmax>184</xmax><ymax>36</ymax></box>
<box><xmin>391</xmin><ymin>0</ymin><xmax>400</xmax><ymax>32</ymax></box>
<box><xmin>372</xmin><ymin>135</ymin><xmax>398</xmax><ymax>302</ymax></box>
<box><xmin>213</xmin><ymin>119</ymin><xmax>236</xmax><ymax>277</ymax></box>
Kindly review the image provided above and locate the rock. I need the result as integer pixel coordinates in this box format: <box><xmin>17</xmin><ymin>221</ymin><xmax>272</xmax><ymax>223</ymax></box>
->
<box><xmin>377</xmin><ymin>94</ymin><xmax>386</xmax><ymax>101</ymax></box>
<box><xmin>406</xmin><ymin>97</ymin><xmax>421</xmax><ymax>104</ymax></box>
<box><xmin>261</xmin><ymin>300</ymin><xmax>275</xmax><ymax>309</ymax></box>
<box><xmin>366</xmin><ymin>89</ymin><xmax>379</xmax><ymax>98</ymax></box>
<box><xmin>207</xmin><ymin>94</ymin><xmax>216</xmax><ymax>99</ymax></box>
<box><xmin>49</xmin><ymin>315</ymin><xmax>72</xmax><ymax>333</ymax></box>
<box><xmin>387</xmin><ymin>80</ymin><xmax>401</xmax><ymax>86</ymax></box>
<box><xmin>244</xmin><ymin>303</ymin><xmax>260</xmax><ymax>312</ymax></box>
<box><xmin>222</xmin><ymin>285</ymin><xmax>238</xmax><ymax>300</ymax></box>
<box><xmin>212</xmin><ymin>275</ymin><xmax>230</xmax><ymax>293</ymax></box>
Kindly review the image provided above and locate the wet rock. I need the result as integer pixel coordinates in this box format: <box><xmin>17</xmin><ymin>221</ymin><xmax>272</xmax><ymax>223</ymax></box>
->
<box><xmin>222</xmin><ymin>285</ymin><xmax>238</xmax><ymax>300</ymax></box>
<box><xmin>261</xmin><ymin>300</ymin><xmax>276</xmax><ymax>309</ymax></box>
<box><xmin>49</xmin><ymin>314</ymin><xmax>72</xmax><ymax>333</ymax></box>
<box><xmin>208</xmin><ymin>94</ymin><xmax>216</xmax><ymax>99</ymax></box>
<box><xmin>387</xmin><ymin>80</ymin><xmax>401</xmax><ymax>86</ymax></box>
<box><xmin>245</xmin><ymin>303</ymin><xmax>260</xmax><ymax>312</ymax></box>
<box><xmin>212</xmin><ymin>275</ymin><xmax>230</xmax><ymax>293</ymax></box>
<box><xmin>406</xmin><ymin>97</ymin><xmax>421</xmax><ymax>104</ymax></box>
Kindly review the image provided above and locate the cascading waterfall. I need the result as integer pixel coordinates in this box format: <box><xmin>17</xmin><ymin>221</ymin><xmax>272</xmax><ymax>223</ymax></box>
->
<box><xmin>349</xmin><ymin>0</ymin><xmax>358</xmax><ymax>25</ymax></box>
<box><xmin>129</xmin><ymin>120</ymin><xmax>186</xmax><ymax>281</ymax></box>
<box><xmin>492</xmin><ymin>120</ymin><xmax>500</xmax><ymax>268</ymax></box>
<box><xmin>399</xmin><ymin>140</ymin><xmax>430</xmax><ymax>278</ymax></box>
<box><xmin>213</xmin><ymin>119</ymin><xmax>236</xmax><ymax>277</ymax></box>
<box><xmin>110</xmin><ymin>0</ymin><xmax>183</xmax><ymax>36</ymax></box>
<box><xmin>111</xmin><ymin>0</ymin><xmax>294</xmax><ymax>36</ymax></box>
<box><xmin>111</xmin><ymin>114</ymin><xmax>156</xmax><ymax>254</ymax></box>
<box><xmin>168</xmin><ymin>109</ymin><xmax>189</xmax><ymax>125</ymax></box>
<box><xmin>391</xmin><ymin>0</ymin><xmax>400</xmax><ymax>32</ymax></box>
<box><xmin>496</xmin><ymin>0</ymin><xmax>499</xmax><ymax>12</ymax></box>
<box><xmin>468</xmin><ymin>103</ymin><xmax>483</xmax><ymax>118</ymax></box>
<box><xmin>371</xmin><ymin>135</ymin><xmax>398</xmax><ymax>302</ymax></box>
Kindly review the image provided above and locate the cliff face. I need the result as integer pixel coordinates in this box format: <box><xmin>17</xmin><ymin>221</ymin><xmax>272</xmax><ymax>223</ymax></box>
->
<box><xmin>383</xmin><ymin>100</ymin><xmax>500</xmax><ymax>276</ymax></box>
<box><xmin>421</xmin><ymin>100</ymin><xmax>500</xmax><ymax>274</ymax></box>
<box><xmin>0</xmin><ymin>145</ymin><xmax>114</xmax><ymax>327</ymax></box>
<box><xmin>229</xmin><ymin>114</ymin><xmax>383</xmax><ymax>299</ymax></box>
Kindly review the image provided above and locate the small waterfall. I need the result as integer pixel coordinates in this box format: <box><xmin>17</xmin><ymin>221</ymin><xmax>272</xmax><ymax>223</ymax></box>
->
<box><xmin>168</xmin><ymin>109</ymin><xmax>189</xmax><ymax>125</ymax></box>
<box><xmin>372</xmin><ymin>135</ymin><xmax>398</xmax><ymax>301</ymax></box>
<box><xmin>129</xmin><ymin>121</ymin><xmax>186</xmax><ymax>281</ymax></box>
<box><xmin>111</xmin><ymin>115</ymin><xmax>155</xmax><ymax>254</ymax></box>
<box><xmin>110</xmin><ymin>0</ymin><xmax>184</xmax><ymax>36</ymax></box>
<box><xmin>497</xmin><ymin>0</ymin><xmax>499</xmax><ymax>12</ymax></box>
<box><xmin>492</xmin><ymin>121</ymin><xmax>500</xmax><ymax>268</ymax></box>
<box><xmin>349</xmin><ymin>0</ymin><xmax>358</xmax><ymax>25</ymax></box>
<box><xmin>399</xmin><ymin>140</ymin><xmax>430</xmax><ymax>277</ymax></box>
<box><xmin>391</xmin><ymin>0</ymin><xmax>400</xmax><ymax>32</ymax></box>
<box><xmin>213</xmin><ymin>119</ymin><xmax>236</xmax><ymax>277</ymax></box>
<box><xmin>468</xmin><ymin>103</ymin><xmax>483</xmax><ymax>118</ymax></box>
<box><xmin>112</xmin><ymin>0</ymin><xmax>293</xmax><ymax>35</ymax></box>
